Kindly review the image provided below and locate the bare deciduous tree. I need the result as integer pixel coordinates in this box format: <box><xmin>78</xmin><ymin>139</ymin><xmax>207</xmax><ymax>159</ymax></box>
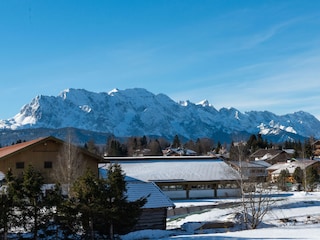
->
<box><xmin>240</xmin><ymin>181</ymin><xmax>274</xmax><ymax>229</ymax></box>
<box><xmin>53</xmin><ymin>133</ymin><xmax>86</xmax><ymax>196</ymax></box>
<box><xmin>232</xmin><ymin>139</ymin><xmax>274</xmax><ymax>229</ymax></box>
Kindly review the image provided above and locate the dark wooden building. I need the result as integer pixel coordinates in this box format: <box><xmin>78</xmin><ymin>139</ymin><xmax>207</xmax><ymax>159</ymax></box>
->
<box><xmin>99</xmin><ymin>168</ymin><xmax>175</xmax><ymax>230</ymax></box>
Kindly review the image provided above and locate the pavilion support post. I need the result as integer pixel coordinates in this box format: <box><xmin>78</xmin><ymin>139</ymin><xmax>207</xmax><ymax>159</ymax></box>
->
<box><xmin>185</xmin><ymin>184</ymin><xmax>190</xmax><ymax>199</ymax></box>
<box><xmin>213</xmin><ymin>183</ymin><xmax>218</xmax><ymax>198</ymax></box>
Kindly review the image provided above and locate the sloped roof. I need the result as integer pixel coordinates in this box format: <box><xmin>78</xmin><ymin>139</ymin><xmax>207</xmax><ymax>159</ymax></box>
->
<box><xmin>230</xmin><ymin>160</ymin><xmax>271</xmax><ymax>169</ymax></box>
<box><xmin>126</xmin><ymin>181</ymin><xmax>175</xmax><ymax>209</ymax></box>
<box><xmin>98</xmin><ymin>168</ymin><xmax>174</xmax><ymax>209</ymax></box>
<box><xmin>103</xmin><ymin>158</ymin><xmax>240</xmax><ymax>182</ymax></box>
<box><xmin>0</xmin><ymin>137</ymin><xmax>47</xmax><ymax>159</ymax></box>
<box><xmin>250</xmin><ymin>149</ymin><xmax>284</xmax><ymax>158</ymax></box>
<box><xmin>163</xmin><ymin>147</ymin><xmax>197</xmax><ymax>156</ymax></box>
<box><xmin>267</xmin><ymin>159</ymin><xmax>317</xmax><ymax>175</ymax></box>
<box><xmin>0</xmin><ymin>136</ymin><xmax>102</xmax><ymax>161</ymax></box>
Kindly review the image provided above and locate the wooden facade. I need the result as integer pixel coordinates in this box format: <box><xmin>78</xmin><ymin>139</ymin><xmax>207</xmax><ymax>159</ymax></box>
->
<box><xmin>134</xmin><ymin>208</ymin><xmax>168</xmax><ymax>231</ymax></box>
<box><xmin>267</xmin><ymin>159</ymin><xmax>320</xmax><ymax>183</ymax></box>
<box><xmin>313</xmin><ymin>140</ymin><xmax>320</xmax><ymax>157</ymax></box>
<box><xmin>0</xmin><ymin>136</ymin><xmax>102</xmax><ymax>183</ymax></box>
<box><xmin>249</xmin><ymin>149</ymin><xmax>289</xmax><ymax>164</ymax></box>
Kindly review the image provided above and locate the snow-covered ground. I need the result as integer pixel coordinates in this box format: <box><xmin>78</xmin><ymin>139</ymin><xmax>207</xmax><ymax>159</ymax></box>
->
<box><xmin>121</xmin><ymin>191</ymin><xmax>320</xmax><ymax>240</ymax></box>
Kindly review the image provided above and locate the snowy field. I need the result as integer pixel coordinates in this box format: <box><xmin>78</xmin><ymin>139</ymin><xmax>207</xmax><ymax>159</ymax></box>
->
<box><xmin>121</xmin><ymin>191</ymin><xmax>320</xmax><ymax>240</ymax></box>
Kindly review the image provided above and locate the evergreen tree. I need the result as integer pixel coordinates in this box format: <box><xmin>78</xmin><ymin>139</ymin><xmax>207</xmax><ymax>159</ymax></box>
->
<box><xmin>19</xmin><ymin>165</ymin><xmax>55</xmax><ymax>239</ymax></box>
<box><xmin>140</xmin><ymin>135</ymin><xmax>148</xmax><ymax>149</ymax></box>
<box><xmin>43</xmin><ymin>184</ymin><xmax>68</xmax><ymax>239</ymax></box>
<box><xmin>305</xmin><ymin>167</ymin><xmax>319</xmax><ymax>191</ymax></box>
<box><xmin>277</xmin><ymin>169</ymin><xmax>289</xmax><ymax>191</ymax></box>
<box><xmin>247</xmin><ymin>134</ymin><xmax>257</xmax><ymax>152</ymax></box>
<box><xmin>85</xmin><ymin>139</ymin><xmax>99</xmax><ymax>155</ymax></box>
<box><xmin>102</xmin><ymin>163</ymin><xmax>147</xmax><ymax>239</ymax></box>
<box><xmin>70</xmin><ymin>164</ymin><xmax>147</xmax><ymax>239</ymax></box>
<box><xmin>304</xmin><ymin>138</ymin><xmax>313</xmax><ymax>159</ymax></box>
<box><xmin>172</xmin><ymin>135</ymin><xmax>181</xmax><ymax>148</ymax></box>
<box><xmin>107</xmin><ymin>139</ymin><xmax>127</xmax><ymax>156</ymax></box>
<box><xmin>71</xmin><ymin>169</ymin><xmax>103</xmax><ymax>239</ymax></box>
<box><xmin>0</xmin><ymin>169</ymin><xmax>19</xmax><ymax>240</ymax></box>
<box><xmin>56</xmin><ymin>196</ymin><xmax>82</xmax><ymax>239</ymax></box>
<box><xmin>148</xmin><ymin>139</ymin><xmax>163</xmax><ymax>156</ymax></box>
<box><xmin>215</xmin><ymin>141</ymin><xmax>222</xmax><ymax>153</ymax></box>
<box><xmin>195</xmin><ymin>138</ymin><xmax>202</xmax><ymax>155</ymax></box>
<box><xmin>293</xmin><ymin>167</ymin><xmax>304</xmax><ymax>184</ymax></box>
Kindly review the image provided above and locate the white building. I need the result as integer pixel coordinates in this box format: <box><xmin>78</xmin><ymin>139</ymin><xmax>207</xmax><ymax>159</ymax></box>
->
<box><xmin>101</xmin><ymin>156</ymin><xmax>241</xmax><ymax>199</ymax></box>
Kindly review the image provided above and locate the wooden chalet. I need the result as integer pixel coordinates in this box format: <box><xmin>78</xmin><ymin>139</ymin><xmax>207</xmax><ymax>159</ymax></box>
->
<box><xmin>313</xmin><ymin>140</ymin><xmax>320</xmax><ymax>158</ymax></box>
<box><xmin>249</xmin><ymin>149</ymin><xmax>290</xmax><ymax>164</ymax></box>
<box><xmin>267</xmin><ymin>159</ymin><xmax>320</xmax><ymax>183</ymax></box>
<box><xmin>228</xmin><ymin>160</ymin><xmax>271</xmax><ymax>182</ymax></box>
<box><xmin>162</xmin><ymin>147</ymin><xmax>197</xmax><ymax>156</ymax></box>
<box><xmin>0</xmin><ymin>136</ymin><xmax>102</xmax><ymax>183</ymax></box>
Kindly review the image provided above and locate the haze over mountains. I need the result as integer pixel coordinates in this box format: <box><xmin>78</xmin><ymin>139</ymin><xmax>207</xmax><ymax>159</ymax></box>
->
<box><xmin>0</xmin><ymin>88</ymin><xmax>319</xmax><ymax>145</ymax></box>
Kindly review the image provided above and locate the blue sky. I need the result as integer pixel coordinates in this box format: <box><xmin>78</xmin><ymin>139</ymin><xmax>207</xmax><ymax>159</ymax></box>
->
<box><xmin>1</xmin><ymin>0</ymin><xmax>320</xmax><ymax>120</ymax></box>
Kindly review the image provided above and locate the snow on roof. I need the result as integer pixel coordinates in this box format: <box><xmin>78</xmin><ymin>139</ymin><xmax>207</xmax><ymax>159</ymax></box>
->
<box><xmin>126</xmin><ymin>181</ymin><xmax>175</xmax><ymax>209</ymax></box>
<box><xmin>98</xmin><ymin>168</ymin><xmax>175</xmax><ymax>209</ymax></box>
<box><xmin>253</xmin><ymin>160</ymin><xmax>272</xmax><ymax>168</ymax></box>
<box><xmin>102</xmin><ymin>158</ymin><xmax>240</xmax><ymax>182</ymax></box>
<box><xmin>230</xmin><ymin>160</ymin><xmax>271</xmax><ymax>169</ymax></box>
<box><xmin>267</xmin><ymin>159</ymin><xmax>317</xmax><ymax>175</ymax></box>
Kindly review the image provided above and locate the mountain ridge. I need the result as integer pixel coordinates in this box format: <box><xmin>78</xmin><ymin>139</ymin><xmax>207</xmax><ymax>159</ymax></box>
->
<box><xmin>0</xmin><ymin>88</ymin><xmax>319</xmax><ymax>144</ymax></box>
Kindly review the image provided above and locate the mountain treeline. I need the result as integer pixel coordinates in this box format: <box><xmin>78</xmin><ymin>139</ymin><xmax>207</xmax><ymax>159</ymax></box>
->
<box><xmin>83</xmin><ymin>134</ymin><xmax>319</xmax><ymax>160</ymax></box>
<box><xmin>100</xmin><ymin>135</ymin><xmax>219</xmax><ymax>157</ymax></box>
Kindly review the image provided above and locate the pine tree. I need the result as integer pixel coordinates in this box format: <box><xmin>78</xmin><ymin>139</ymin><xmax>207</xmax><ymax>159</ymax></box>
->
<box><xmin>305</xmin><ymin>167</ymin><xmax>319</xmax><ymax>191</ymax></box>
<box><xmin>247</xmin><ymin>134</ymin><xmax>257</xmax><ymax>152</ymax></box>
<box><xmin>19</xmin><ymin>165</ymin><xmax>53</xmax><ymax>239</ymax></box>
<box><xmin>56</xmin><ymin>196</ymin><xmax>82</xmax><ymax>239</ymax></box>
<box><xmin>172</xmin><ymin>135</ymin><xmax>181</xmax><ymax>148</ymax></box>
<box><xmin>277</xmin><ymin>169</ymin><xmax>289</xmax><ymax>191</ymax></box>
<box><xmin>102</xmin><ymin>163</ymin><xmax>147</xmax><ymax>239</ymax></box>
<box><xmin>71</xmin><ymin>169</ymin><xmax>103</xmax><ymax>239</ymax></box>
<box><xmin>85</xmin><ymin>139</ymin><xmax>99</xmax><ymax>155</ymax></box>
<box><xmin>293</xmin><ymin>167</ymin><xmax>304</xmax><ymax>184</ymax></box>
<box><xmin>43</xmin><ymin>184</ymin><xmax>67</xmax><ymax>239</ymax></box>
<box><xmin>304</xmin><ymin>138</ymin><xmax>313</xmax><ymax>158</ymax></box>
<box><xmin>0</xmin><ymin>169</ymin><xmax>18</xmax><ymax>240</ymax></box>
<box><xmin>140</xmin><ymin>135</ymin><xmax>147</xmax><ymax>149</ymax></box>
<box><xmin>107</xmin><ymin>139</ymin><xmax>126</xmax><ymax>156</ymax></box>
<box><xmin>215</xmin><ymin>141</ymin><xmax>222</xmax><ymax>153</ymax></box>
<box><xmin>70</xmin><ymin>165</ymin><xmax>147</xmax><ymax>239</ymax></box>
<box><xmin>148</xmin><ymin>139</ymin><xmax>163</xmax><ymax>156</ymax></box>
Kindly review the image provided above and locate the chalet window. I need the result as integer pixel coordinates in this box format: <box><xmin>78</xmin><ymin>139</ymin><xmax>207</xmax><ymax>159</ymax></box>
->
<box><xmin>16</xmin><ymin>162</ymin><xmax>24</xmax><ymax>169</ymax></box>
<box><xmin>44</xmin><ymin>161</ymin><xmax>52</xmax><ymax>169</ymax></box>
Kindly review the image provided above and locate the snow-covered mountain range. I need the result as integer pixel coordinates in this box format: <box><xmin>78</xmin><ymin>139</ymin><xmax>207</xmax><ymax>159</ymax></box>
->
<box><xmin>1</xmin><ymin>88</ymin><xmax>320</xmax><ymax>144</ymax></box>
